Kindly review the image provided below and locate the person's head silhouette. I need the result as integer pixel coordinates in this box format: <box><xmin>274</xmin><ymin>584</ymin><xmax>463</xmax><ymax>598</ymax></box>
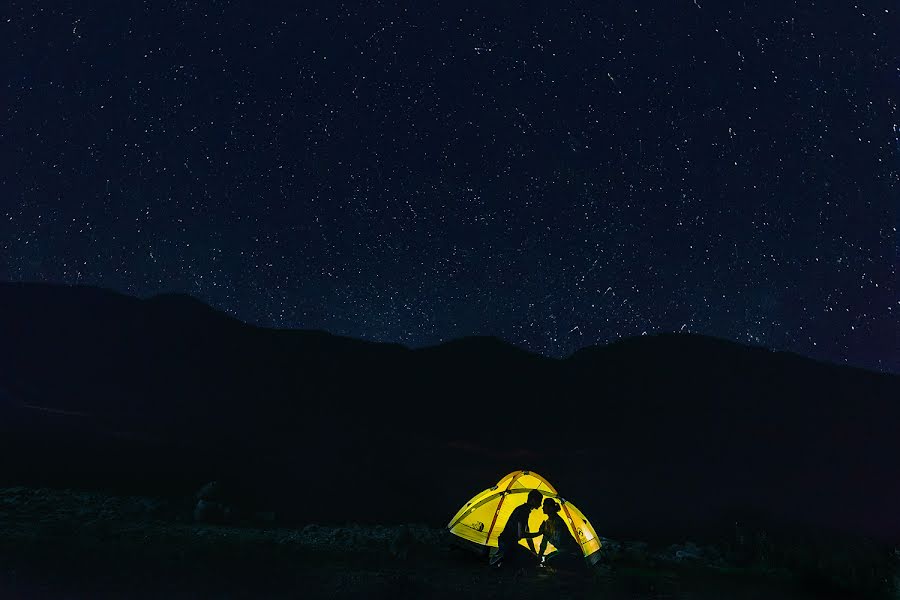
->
<box><xmin>526</xmin><ymin>489</ymin><xmax>543</xmax><ymax>509</ymax></box>
<box><xmin>542</xmin><ymin>498</ymin><xmax>561</xmax><ymax>515</ymax></box>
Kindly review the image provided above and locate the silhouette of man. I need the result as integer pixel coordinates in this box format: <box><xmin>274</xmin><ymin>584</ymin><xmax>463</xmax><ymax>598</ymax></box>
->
<box><xmin>490</xmin><ymin>489</ymin><xmax>543</xmax><ymax>569</ymax></box>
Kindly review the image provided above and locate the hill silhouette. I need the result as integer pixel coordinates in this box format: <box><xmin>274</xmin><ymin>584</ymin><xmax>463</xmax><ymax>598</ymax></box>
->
<box><xmin>0</xmin><ymin>281</ymin><xmax>897</xmax><ymax>544</ymax></box>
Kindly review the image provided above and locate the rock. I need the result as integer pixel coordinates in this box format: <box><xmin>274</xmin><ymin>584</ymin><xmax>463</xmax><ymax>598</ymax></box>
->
<box><xmin>194</xmin><ymin>498</ymin><xmax>227</xmax><ymax>524</ymax></box>
<box><xmin>671</xmin><ymin>541</ymin><xmax>704</xmax><ymax>563</ymax></box>
<box><xmin>598</xmin><ymin>537</ymin><xmax>623</xmax><ymax>559</ymax></box>
<box><xmin>192</xmin><ymin>480</ymin><xmax>248</xmax><ymax>525</ymax></box>
<box><xmin>195</xmin><ymin>481</ymin><xmax>224</xmax><ymax>503</ymax></box>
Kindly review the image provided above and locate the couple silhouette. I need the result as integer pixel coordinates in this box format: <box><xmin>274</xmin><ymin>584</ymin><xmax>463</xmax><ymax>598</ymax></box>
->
<box><xmin>489</xmin><ymin>490</ymin><xmax>584</xmax><ymax>572</ymax></box>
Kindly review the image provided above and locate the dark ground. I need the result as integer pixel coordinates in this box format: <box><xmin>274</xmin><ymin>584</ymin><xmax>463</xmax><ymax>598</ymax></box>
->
<box><xmin>1</xmin><ymin>487</ymin><xmax>896</xmax><ymax>599</ymax></box>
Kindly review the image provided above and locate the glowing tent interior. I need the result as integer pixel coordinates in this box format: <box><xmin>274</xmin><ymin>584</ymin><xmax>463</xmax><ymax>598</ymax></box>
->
<box><xmin>447</xmin><ymin>470</ymin><xmax>602</xmax><ymax>564</ymax></box>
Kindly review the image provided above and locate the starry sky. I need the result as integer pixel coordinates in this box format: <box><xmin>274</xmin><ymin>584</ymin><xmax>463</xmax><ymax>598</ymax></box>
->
<box><xmin>2</xmin><ymin>1</ymin><xmax>897</xmax><ymax>373</ymax></box>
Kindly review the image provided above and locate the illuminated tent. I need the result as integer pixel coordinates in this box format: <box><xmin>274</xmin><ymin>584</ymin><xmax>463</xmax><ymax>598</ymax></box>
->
<box><xmin>447</xmin><ymin>470</ymin><xmax>602</xmax><ymax>564</ymax></box>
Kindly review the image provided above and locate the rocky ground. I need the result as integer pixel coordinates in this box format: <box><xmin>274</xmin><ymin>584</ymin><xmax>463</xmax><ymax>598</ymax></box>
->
<box><xmin>0</xmin><ymin>486</ymin><xmax>896</xmax><ymax>599</ymax></box>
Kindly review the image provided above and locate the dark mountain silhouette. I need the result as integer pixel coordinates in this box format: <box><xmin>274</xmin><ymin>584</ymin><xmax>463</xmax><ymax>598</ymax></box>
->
<box><xmin>0</xmin><ymin>281</ymin><xmax>897</xmax><ymax>544</ymax></box>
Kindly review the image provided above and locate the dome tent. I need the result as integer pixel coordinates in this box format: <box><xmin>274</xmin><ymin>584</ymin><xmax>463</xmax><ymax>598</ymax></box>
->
<box><xmin>447</xmin><ymin>470</ymin><xmax>602</xmax><ymax>564</ymax></box>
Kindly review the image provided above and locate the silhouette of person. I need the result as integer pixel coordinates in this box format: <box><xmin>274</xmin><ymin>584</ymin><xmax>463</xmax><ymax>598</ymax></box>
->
<box><xmin>489</xmin><ymin>489</ymin><xmax>543</xmax><ymax>569</ymax></box>
<box><xmin>537</xmin><ymin>498</ymin><xmax>585</xmax><ymax>573</ymax></box>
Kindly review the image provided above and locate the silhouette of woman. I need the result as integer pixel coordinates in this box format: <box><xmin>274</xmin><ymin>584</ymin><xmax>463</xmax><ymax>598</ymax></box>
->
<box><xmin>537</xmin><ymin>498</ymin><xmax>585</xmax><ymax>572</ymax></box>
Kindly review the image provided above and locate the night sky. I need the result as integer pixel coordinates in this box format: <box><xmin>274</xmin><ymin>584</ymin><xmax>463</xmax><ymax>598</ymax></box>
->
<box><xmin>2</xmin><ymin>2</ymin><xmax>897</xmax><ymax>373</ymax></box>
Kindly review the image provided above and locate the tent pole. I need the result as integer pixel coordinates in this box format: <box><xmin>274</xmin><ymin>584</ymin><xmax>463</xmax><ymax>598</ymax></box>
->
<box><xmin>484</xmin><ymin>470</ymin><xmax>523</xmax><ymax>544</ymax></box>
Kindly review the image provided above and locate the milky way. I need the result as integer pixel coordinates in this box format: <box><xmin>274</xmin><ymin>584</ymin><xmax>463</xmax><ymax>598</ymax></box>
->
<box><xmin>2</xmin><ymin>2</ymin><xmax>897</xmax><ymax>372</ymax></box>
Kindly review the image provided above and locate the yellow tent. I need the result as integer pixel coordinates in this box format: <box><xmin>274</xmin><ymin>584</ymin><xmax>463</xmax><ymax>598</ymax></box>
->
<box><xmin>447</xmin><ymin>470</ymin><xmax>602</xmax><ymax>564</ymax></box>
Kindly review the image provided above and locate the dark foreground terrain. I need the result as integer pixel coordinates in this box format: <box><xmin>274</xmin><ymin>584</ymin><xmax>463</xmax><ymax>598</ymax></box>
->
<box><xmin>1</xmin><ymin>487</ymin><xmax>896</xmax><ymax>600</ymax></box>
